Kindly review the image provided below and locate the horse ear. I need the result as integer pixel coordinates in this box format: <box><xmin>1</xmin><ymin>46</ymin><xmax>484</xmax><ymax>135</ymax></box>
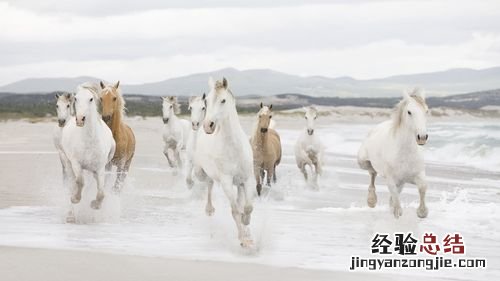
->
<box><xmin>208</xmin><ymin>77</ymin><xmax>215</xmax><ymax>89</ymax></box>
<box><xmin>222</xmin><ymin>77</ymin><xmax>228</xmax><ymax>89</ymax></box>
<box><xmin>55</xmin><ymin>93</ymin><xmax>60</xmax><ymax>100</ymax></box>
<box><xmin>260</xmin><ymin>102</ymin><xmax>263</xmax><ymax>108</ymax></box>
<box><xmin>402</xmin><ymin>89</ymin><xmax>411</xmax><ymax>101</ymax></box>
<box><xmin>189</xmin><ymin>96</ymin><xmax>196</xmax><ymax>105</ymax></box>
<box><xmin>65</xmin><ymin>93</ymin><xmax>71</xmax><ymax>99</ymax></box>
<box><xmin>416</xmin><ymin>88</ymin><xmax>426</xmax><ymax>100</ymax></box>
<box><xmin>269</xmin><ymin>104</ymin><xmax>273</xmax><ymax>110</ymax></box>
<box><xmin>100</xmin><ymin>81</ymin><xmax>105</xmax><ymax>89</ymax></box>
<box><xmin>202</xmin><ymin>92</ymin><xmax>206</xmax><ymax>100</ymax></box>
<box><xmin>114</xmin><ymin>81</ymin><xmax>120</xmax><ymax>89</ymax></box>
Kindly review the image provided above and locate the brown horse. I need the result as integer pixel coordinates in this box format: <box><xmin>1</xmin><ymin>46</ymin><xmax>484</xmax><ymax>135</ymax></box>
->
<box><xmin>99</xmin><ymin>81</ymin><xmax>136</xmax><ymax>191</ymax></box>
<box><xmin>250</xmin><ymin>103</ymin><xmax>282</xmax><ymax>196</ymax></box>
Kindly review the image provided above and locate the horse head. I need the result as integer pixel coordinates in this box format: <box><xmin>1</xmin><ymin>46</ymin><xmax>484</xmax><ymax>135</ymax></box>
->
<box><xmin>304</xmin><ymin>106</ymin><xmax>318</xmax><ymax>135</ymax></box>
<box><xmin>203</xmin><ymin>77</ymin><xmax>235</xmax><ymax>134</ymax></box>
<box><xmin>395</xmin><ymin>88</ymin><xmax>429</xmax><ymax>145</ymax></box>
<box><xmin>257</xmin><ymin>102</ymin><xmax>273</xmax><ymax>133</ymax></box>
<box><xmin>99</xmin><ymin>81</ymin><xmax>123</xmax><ymax>124</ymax></box>
<box><xmin>188</xmin><ymin>93</ymin><xmax>206</xmax><ymax>130</ymax></box>
<box><xmin>55</xmin><ymin>92</ymin><xmax>74</xmax><ymax>127</ymax></box>
<box><xmin>75</xmin><ymin>84</ymin><xmax>99</xmax><ymax>127</ymax></box>
<box><xmin>162</xmin><ymin>96</ymin><xmax>180</xmax><ymax>124</ymax></box>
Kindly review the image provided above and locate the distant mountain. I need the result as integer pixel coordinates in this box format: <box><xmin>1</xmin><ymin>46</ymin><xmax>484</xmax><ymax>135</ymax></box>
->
<box><xmin>1</xmin><ymin>67</ymin><xmax>500</xmax><ymax>97</ymax></box>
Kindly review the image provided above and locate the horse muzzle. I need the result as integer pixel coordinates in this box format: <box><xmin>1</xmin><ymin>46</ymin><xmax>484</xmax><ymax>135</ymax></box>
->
<box><xmin>163</xmin><ymin>118</ymin><xmax>169</xmax><ymax>124</ymax></box>
<box><xmin>260</xmin><ymin>128</ymin><xmax>268</xmax><ymax>133</ymax></box>
<box><xmin>192</xmin><ymin>121</ymin><xmax>200</xmax><ymax>130</ymax></box>
<box><xmin>307</xmin><ymin>129</ymin><xmax>314</xmax><ymax>135</ymax></box>
<box><xmin>204</xmin><ymin>120</ymin><xmax>216</xmax><ymax>134</ymax></box>
<box><xmin>102</xmin><ymin>115</ymin><xmax>111</xmax><ymax>123</ymax></box>
<box><xmin>417</xmin><ymin>134</ymin><xmax>428</xmax><ymax>146</ymax></box>
<box><xmin>76</xmin><ymin>116</ymin><xmax>85</xmax><ymax>127</ymax></box>
<box><xmin>58</xmin><ymin>119</ymin><xmax>66</xmax><ymax>127</ymax></box>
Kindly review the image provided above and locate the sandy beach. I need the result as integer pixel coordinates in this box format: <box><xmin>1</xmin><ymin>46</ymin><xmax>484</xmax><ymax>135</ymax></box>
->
<box><xmin>0</xmin><ymin>115</ymin><xmax>499</xmax><ymax>281</ymax></box>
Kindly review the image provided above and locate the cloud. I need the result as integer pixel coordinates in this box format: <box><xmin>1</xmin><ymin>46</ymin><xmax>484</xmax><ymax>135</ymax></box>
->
<box><xmin>0</xmin><ymin>0</ymin><xmax>500</xmax><ymax>85</ymax></box>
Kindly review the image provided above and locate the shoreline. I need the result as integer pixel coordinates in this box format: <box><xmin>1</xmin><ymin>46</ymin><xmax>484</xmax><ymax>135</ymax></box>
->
<box><xmin>0</xmin><ymin>246</ymin><xmax>447</xmax><ymax>281</ymax></box>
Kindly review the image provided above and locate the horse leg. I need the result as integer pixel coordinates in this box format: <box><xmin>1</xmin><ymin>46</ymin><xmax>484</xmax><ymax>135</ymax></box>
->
<box><xmin>254</xmin><ymin>165</ymin><xmax>262</xmax><ymax>196</ymax></box>
<box><xmin>164</xmin><ymin>146</ymin><xmax>174</xmax><ymax>168</ymax></box>
<box><xmin>70</xmin><ymin>164</ymin><xmax>84</xmax><ymax>204</ymax></box>
<box><xmin>205</xmin><ymin>178</ymin><xmax>215</xmax><ymax>216</ymax></box>
<box><xmin>272</xmin><ymin>164</ymin><xmax>277</xmax><ymax>183</ymax></box>
<box><xmin>299</xmin><ymin>162</ymin><xmax>308</xmax><ymax>180</ymax></box>
<box><xmin>414</xmin><ymin>173</ymin><xmax>428</xmax><ymax>218</ymax></box>
<box><xmin>220</xmin><ymin>176</ymin><xmax>252</xmax><ymax>247</ymax></box>
<box><xmin>241</xmin><ymin>179</ymin><xmax>254</xmax><ymax>226</ymax></box>
<box><xmin>387</xmin><ymin>179</ymin><xmax>403</xmax><ymax>219</ymax></box>
<box><xmin>91</xmin><ymin>169</ymin><xmax>105</xmax><ymax>210</ymax></box>
<box><xmin>185</xmin><ymin>158</ymin><xmax>194</xmax><ymax>189</ymax></box>
<box><xmin>175</xmin><ymin>148</ymin><xmax>183</xmax><ymax>168</ymax></box>
<box><xmin>266</xmin><ymin>166</ymin><xmax>274</xmax><ymax>186</ymax></box>
<box><xmin>113</xmin><ymin>157</ymin><xmax>132</xmax><ymax>192</ymax></box>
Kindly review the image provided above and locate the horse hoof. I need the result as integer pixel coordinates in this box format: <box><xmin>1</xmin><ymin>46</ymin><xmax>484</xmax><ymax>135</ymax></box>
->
<box><xmin>70</xmin><ymin>195</ymin><xmax>81</xmax><ymax>204</ymax></box>
<box><xmin>417</xmin><ymin>206</ymin><xmax>428</xmax><ymax>218</ymax></box>
<box><xmin>66</xmin><ymin>212</ymin><xmax>76</xmax><ymax>224</ymax></box>
<box><xmin>205</xmin><ymin>206</ymin><xmax>215</xmax><ymax>216</ymax></box>
<box><xmin>367</xmin><ymin>192</ymin><xmax>377</xmax><ymax>208</ymax></box>
<box><xmin>90</xmin><ymin>200</ymin><xmax>102</xmax><ymax>210</ymax></box>
<box><xmin>240</xmin><ymin>238</ymin><xmax>254</xmax><ymax>248</ymax></box>
<box><xmin>256</xmin><ymin>184</ymin><xmax>262</xmax><ymax>196</ymax></box>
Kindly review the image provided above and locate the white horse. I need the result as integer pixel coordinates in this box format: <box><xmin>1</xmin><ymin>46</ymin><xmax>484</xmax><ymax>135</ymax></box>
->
<box><xmin>61</xmin><ymin>83</ymin><xmax>116</xmax><ymax>210</ymax></box>
<box><xmin>53</xmin><ymin>92</ymin><xmax>74</xmax><ymax>189</ymax></box>
<box><xmin>294</xmin><ymin>106</ymin><xmax>323</xmax><ymax>188</ymax></box>
<box><xmin>162</xmin><ymin>96</ymin><xmax>190</xmax><ymax>169</ymax></box>
<box><xmin>357</xmin><ymin>89</ymin><xmax>429</xmax><ymax>219</ymax></box>
<box><xmin>195</xmin><ymin>77</ymin><xmax>254</xmax><ymax>247</ymax></box>
<box><xmin>185</xmin><ymin>93</ymin><xmax>207</xmax><ymax>188</ymax></box>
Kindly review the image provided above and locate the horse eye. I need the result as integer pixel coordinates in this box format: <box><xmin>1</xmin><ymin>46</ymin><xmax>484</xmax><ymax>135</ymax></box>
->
<box><xmin>170</xmin><ymin>105</ymin><xmax>173</xmax><ymax>109</ymax></box>
<box><xmin>202</xmin><ymin>107</ymin><xmax>206</xmax><ymax>111</ymax></box>
<box><xmin>221</xmin><ymin>99</ymin><xmax>226</xmax><ymax>104</ymax></box>
<box><xmin>305</xmin><ymin>116</ymin><xmax>308</xmax><ymax>119</ymax></box>
<box><xmin>188</xmin><ymin>107</ymin><xmax>192</xmax><ymax>111</ymax></box>
<box><xmin>66</xmin><ymin>105</ymin><xmax>70</xmax><ymax>108</ymax></box>
<box><xmin>269</xmin><ymin>116</ymin><xmax>272</xmax><ymax>119</ymax></box>
<box><xmin>314</xmin><ymin>116</ymin><xmax>317</xmax><ymax>120</ymax></box>
<box><xmin>90</xmin><ymin>98</ymin><xmax>93</xmax><ymax>102</ymax></box>
<box><xmin>56</xmin><ymin>105</ymin><xmax>59</xmax><ymax>108</ymax></box>
<box><xmin>407</xmin><ymin>110</ymin><xmax>412</xmax><ymax>115</ymax></box>
<box><xmin>113</xmin><ymin>97</ymin><xmax>117</xmax><ymax>101</ymax></box>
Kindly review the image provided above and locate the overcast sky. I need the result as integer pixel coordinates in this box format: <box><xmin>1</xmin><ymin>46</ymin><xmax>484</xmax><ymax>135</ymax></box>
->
<box><xmin>1</xmin><ymin>0</ymin><xmax>500</xmax><ymax>85</ymax></box>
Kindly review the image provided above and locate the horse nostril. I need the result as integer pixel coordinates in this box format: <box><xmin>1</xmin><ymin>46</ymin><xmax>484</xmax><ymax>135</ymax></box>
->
<box><xmin>425</xmin><ymin>134</ymin><xmax>429</xmax><ymax>140</ymax></box>
<box><xmin>82</xmin><ymin>116</ymin><xmax>86</xmax><ymax>121</ymax></box>
<box><xmin>417</xmin><ymin>135</ymin><xmax>420</xmax><ymax>140</ymax></box>
<box><xmin>209</xmin><ymin>122</ymin><xmax>214</xmax><ymax>128</ymax></box>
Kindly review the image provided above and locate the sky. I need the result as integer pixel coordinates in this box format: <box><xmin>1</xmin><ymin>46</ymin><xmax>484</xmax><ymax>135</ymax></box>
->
<box><xmin>1</xmin><ymin>0</ymin><xmax>500</xmax><ymax>85</ymax></box>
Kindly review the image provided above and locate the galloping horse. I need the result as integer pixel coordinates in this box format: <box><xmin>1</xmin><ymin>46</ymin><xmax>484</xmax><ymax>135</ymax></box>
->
<box><xmin>195</xmin><ymin>77</ymin><xmax>254</xmax><ymax>247</ymax></box>
<box><xmin>186</xmin><ymin>93</ymin><xmax>207</xmax><ymax>188</ymax></box>
<box><xmin>250</xmin><ymin>103</ymin><xmax>282</xmax><ymax>196</ymax></box>
<box><xmin>62</xmin><ymin>83</ymin><xmax>115</xmax><ymax>209</ymax></box>
<box><xmin>357</xmin><ymin>89</ymin><xmax>429</xmax><ymax>219</ymax></box>
<box><xmin>295</xmin><ymin>106</ymin><xmax>323</xmax><ymax>188</ymax></box>
<box><xmin>53</xmin><ymin>92</ymin><xmax>74</xmax><ymax>189</ymax></box>
<box><xmin>162</xmin><ymin>96</ymin><xmax>190</xmax><ymax>169</ymax></box>
<box><xmin>99</xmin><ymin>81</ymin><xmax>136</xmax><ymax>191</ymax></box>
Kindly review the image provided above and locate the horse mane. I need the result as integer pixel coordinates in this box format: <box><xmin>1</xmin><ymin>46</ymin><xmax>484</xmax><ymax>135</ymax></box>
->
<box><xmin>77</xmin><ymin>82</ymin><xmax>101</xmax><ymax>105</ymax></box>
<box><xmin>392</xmin><ymin>88</ymin><xmax>427</xmax><ymax>131</ymax></box>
